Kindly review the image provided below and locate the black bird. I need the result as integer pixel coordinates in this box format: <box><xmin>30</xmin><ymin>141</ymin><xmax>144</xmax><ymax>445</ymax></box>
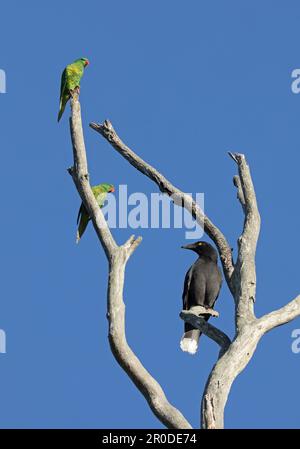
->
<box><xmin>180</xmin><ymin>241</ymin><xmax>222</xmax><ymax>355</ymax></box>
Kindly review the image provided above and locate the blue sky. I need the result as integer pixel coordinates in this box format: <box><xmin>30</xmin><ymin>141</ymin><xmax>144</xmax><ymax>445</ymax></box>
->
<box><xmin>0</xmin><ymin>0</ymin><xmax>300</xmax><ymax>429</ymax></box>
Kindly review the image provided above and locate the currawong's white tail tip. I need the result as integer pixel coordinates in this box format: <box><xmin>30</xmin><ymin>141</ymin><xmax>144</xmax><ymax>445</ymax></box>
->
<box><xmin>180</xmin><ymin>337</ymin><xmax>198</xmax><ymax>355</ymax></box>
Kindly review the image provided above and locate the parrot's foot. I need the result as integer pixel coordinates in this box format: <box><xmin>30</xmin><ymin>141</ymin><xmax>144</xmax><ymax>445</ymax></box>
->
<box><xmin>69</xmin><ymin>86</ymin><xmax>80</xmax><ymax>98</ymax></box>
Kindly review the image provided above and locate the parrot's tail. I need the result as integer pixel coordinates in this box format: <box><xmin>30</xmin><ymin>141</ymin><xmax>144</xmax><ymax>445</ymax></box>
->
<box><xmin>180</xmin><ymin>328</ymin><xmax>201</xmax><ymax>355</ymax></box>
<box><xmin>57</xmin><ymin>105</ymin><xmax>65</xmax><ymax>122</ymax></box>
<box><xmin>57</xmin><ymin>96</ymin><xmax>69</xmax><ymax>122</ymax></box>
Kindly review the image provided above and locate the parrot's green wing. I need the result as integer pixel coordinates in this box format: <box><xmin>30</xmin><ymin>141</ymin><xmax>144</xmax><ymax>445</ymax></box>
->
<box><xmin>76</xmin><ymin>183</ymin><xmax>114</xmax><ymax>244</ymax></box>
<box><xmin>57</xmin><ymin>68</ymin><xmax>69</xmax><ymax>122</ymax></box>
<box><xmin>64</xmin><ymin>63</ymin><xmax>84</xmax><ymax>93</ymax></box>
<box><xmin>75</xmin><ymin>196</ymin><xmax>105</xmax><ymax>244</ymax></box>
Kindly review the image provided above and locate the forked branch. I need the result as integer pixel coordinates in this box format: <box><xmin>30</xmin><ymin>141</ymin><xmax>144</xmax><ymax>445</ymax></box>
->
<box><xmin>90</xmin><ymin>120</ymin><xmax>234</xmax><ymax>291</ymax></box>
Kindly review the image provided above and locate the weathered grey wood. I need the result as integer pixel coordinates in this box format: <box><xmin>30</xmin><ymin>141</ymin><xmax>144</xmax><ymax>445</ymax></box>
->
<box><xmin>91</xmin><ymin>122</ymin><xmax>300</xmax><ymax>429</ymax></box>
<box><xmin>258</xmin><ymin>295</ymin><xmax>300</xmax><ymax>333</ymax></box>
<box><xmin>233</xmin><ymin>175</ymin><xmax>245</xmax><ymax>213</ymax></box>
<box><xmin>68</xmin><ymin>97</ymin><xmax>117</xmax><ymax>260</ymax></box>
<box><xmin>187</xmin><ymin>305</ymin><xmax>219</xmax><ymax>317</ymax></box>
<box><xmin>69</xmin><ymin>96</ymin><xmax>192</xmax><ymax>429</ymax></box>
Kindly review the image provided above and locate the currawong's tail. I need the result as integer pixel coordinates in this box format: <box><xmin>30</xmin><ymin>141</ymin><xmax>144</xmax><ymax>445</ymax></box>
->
<box><xmin>180</xmin><ymin>315</ymin><xmax>210</xmax><ymax>355</ymax></box>
<box><xmin>180</xmin><ymin>323</ymin><xmax>201</xmax><ymax>355</ymax></box>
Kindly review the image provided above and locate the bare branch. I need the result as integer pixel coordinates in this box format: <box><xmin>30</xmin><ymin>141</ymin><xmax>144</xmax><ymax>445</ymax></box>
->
<box><xmin>230</xmin><ymin>152</ymin><xmax>261</xmax><ymax>248</ymax></box>
<box><xmin>233</xmin><ymin>175</ymin><xmax>246</xmax><ymax>213</ymax></box>
<box><xmin>69</xmin><ymin>97</ymin><xmax>192</xmax><ymax>430</ymax></box>
<box><xmin>69</xmin><ymin>97</ymin><xmax>117</xmax><ymax>260</ymax></box>
<box><xmin>180</xmin><ymin>310</ymin><xmax>231</xmax><ymax>356</ymax></box>
<box><xmin>201</xmin><ymin>292</ymin><xmax>300</xmax><ymax>429</ymax></box>
<box><xmin>201</xmin><ymin>153</ymin><xmax>262</xmax><ymax>428</ymax></box>
<box><xmin>108</xmin><ymin>249</ymin><xmax>192</xmax><ymax>429</ymax></box>
<box><xmin>258</xmin><ymin>295</ymin><xmax>300</xmax><ymax>333</ymax></box>
<box><xmin>183</xmin><ymin>305</ymin><xmax>220</xmax><ymax>317</ymax></box>
<box><xmin>201</xmin><ymin>323</ymin><xmax>263</xmax><ymax>428</ymax></box>
<box><xmin>90</xmin><ymin>120</ymin><xmax>234</xmax><ymax>290</ymax></box>
<box><xmin>123</xmin><ymin>234</ymin><xmax>143</xmax><ymax>258</ymax></box>
<box><xmin>229</xmin><ymin>153</ymin><xmax>260</xmax><ymax>321</ymax></box>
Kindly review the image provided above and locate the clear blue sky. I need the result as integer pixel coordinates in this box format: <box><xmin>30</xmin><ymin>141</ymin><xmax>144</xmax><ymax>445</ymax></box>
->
<box><xmin>0</xmin><ymin>0</ymin><xmax>300</xmax><ymax>429</ymax></box>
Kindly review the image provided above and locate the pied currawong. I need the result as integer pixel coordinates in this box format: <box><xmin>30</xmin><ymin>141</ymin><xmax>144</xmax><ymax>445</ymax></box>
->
<box><xmin>180</xmin><ymin>241</ymin><xmax>222</xmax><ymax>355</ymax></box>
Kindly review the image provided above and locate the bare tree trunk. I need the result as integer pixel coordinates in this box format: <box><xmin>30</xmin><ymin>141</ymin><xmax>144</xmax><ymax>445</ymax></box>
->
<box><xmin>200</xmin><ymin>154</ymin><xmax>300</xmax><ymax>428</ymax></box>
<box><xmin>66</xmin><ymin>97</ymin><xmax>300</xmax><ymax>429</ymax></box>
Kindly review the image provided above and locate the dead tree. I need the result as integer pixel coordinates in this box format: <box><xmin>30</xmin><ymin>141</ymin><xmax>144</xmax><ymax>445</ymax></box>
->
<box><xmin>67</xmin><ymin>95</ymin><xmax>300</xmax><ymax>429</ymax></box>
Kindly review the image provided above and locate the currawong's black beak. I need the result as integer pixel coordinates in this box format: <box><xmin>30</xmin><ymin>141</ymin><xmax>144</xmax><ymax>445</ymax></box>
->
<box><xmin>181</xmin><ymin>244</ymin><xmax>195</xmax><ymax>250</ymax></box>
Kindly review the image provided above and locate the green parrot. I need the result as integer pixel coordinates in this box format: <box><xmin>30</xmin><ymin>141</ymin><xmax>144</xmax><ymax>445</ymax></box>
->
<box><xmin>58</xmin><ymin>57</ymin><xmax>89</xmax><ymax>122</ymax></box>
<box><xmin>76</xmin><ymin>183</ymin><xmax>115</xmax><ymax>243</ymax></box>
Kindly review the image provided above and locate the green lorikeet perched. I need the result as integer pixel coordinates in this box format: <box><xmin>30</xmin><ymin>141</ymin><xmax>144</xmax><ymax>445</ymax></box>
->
<box><xmin>76</xmin><ymin>183</ymin><xmax>115</xmax><ymax>243</ymax></box>
<box><xmin>57</xmin><ymin>57</ymin><xmax>89</xmax><ymax>122</ymax></box>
